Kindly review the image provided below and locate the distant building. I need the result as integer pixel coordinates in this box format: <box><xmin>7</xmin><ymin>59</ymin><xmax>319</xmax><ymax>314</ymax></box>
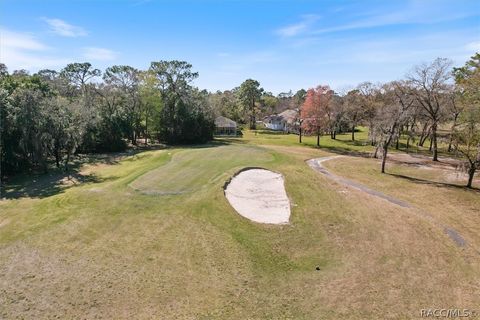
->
<box><xmin>215</xmin><ymin>116</ymin><xmax>237</xmax><ymax>136</ymax></box>
<box><xmin>263</xmin><ymin>109</ymin><xmax>299</xmax><ymax>133</ymax></box>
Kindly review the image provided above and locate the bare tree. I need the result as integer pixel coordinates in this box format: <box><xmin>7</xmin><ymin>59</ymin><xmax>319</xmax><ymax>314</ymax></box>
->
<box><xmin>446</xmin><ymin>89</ymin><xmax>463</xmax><ymax>152</ymax></box>
<box><xmin>407</xmin><ymin>58</ymin><xmax>453</xmax><ymax>161</ymax></box>
<box><xmin>452</xmin><ymin>53</ymin><xmax>480</xmax><ymax>188</ymax></box>
<box><xmin>344</xmin><ymin>82</ymin><xmax>378</xmax><ymax>141</ymax></box>
<box><xmin>453</xmin><ymin>116</ymin><xmax>480</xmax><ymax>188</ymax></box>
<box><xmin>344</xmin><ymin>89</ymin><xmax>363</xmax><ymax>141</ymax></box>
<box><xmin>328</xmin><ymin>94</ymin><xmax>346</xmax><ymax>140</ymax></box>
<box><xmin>374</xmin><ymin>81</ymin><xmax>414</xmax><ymax>173</ymax></box>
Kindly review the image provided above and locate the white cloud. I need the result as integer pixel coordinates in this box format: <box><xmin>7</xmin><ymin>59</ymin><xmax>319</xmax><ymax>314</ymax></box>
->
<box><xmin>83</xmin><ymin>47</ymin><xmax>118</xmax><ymax>61</ymax></box>
<box><xmin>465</xmin><ymin>41</ymin><xmax>480</xmax><ymax>53</ymax></box>
<box><xmin>311</xmin><ymin>1</ymin><xmax>474</xmax><ymax>35</ymax></box>
<box><xmin>303</xmin><ymin>29</ymin><xmax>477</xmax><ymax>70</ymax></box>
<box><xmin>0</xmin><ymin>28</ymin><xmax>70</xmax><ymax>71</ymax></box>
<box><xmin>0</xmin><ymin>28</ymin><xmax>48</xmax><ymax>51</ymax></box>
<box><xmin>43</xmin><ymin>18</ymin><xmax>87</xmax><ymax>37</ymax></box>
<box><xmin>276</xmin><ymin>15</ymin><xmax>320</xmax><ymax>37</ymax></box>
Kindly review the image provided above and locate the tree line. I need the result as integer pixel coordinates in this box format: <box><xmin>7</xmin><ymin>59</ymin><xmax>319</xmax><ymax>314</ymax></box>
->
<box><xmin>1</xmin><ymin>55</ymin><xmax>479</xmax><ymax>187</ymax></box>
<box><xmin>0</xmin><ymin>60</ymin><xmax>215</xmax><ymax>180</ymax></box>
<box><xmin>299</xmin><ymin>55</ymin><xmax>479</xmax><ymax>187</ymax></box>
<box><xmin>0</xmin><ymin>59</ymin><xmax>303</xmax><ymax>181</ymax></box>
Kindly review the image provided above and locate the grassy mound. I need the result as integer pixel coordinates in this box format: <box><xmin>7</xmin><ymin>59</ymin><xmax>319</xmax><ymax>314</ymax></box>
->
<box><xmin>129</xmin><ymin>145</ymin><xmax>273</xmax><ymax>195</ymax></box>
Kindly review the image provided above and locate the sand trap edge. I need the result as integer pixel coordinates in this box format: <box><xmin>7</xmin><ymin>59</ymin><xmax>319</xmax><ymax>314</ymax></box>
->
<box><xmin>222</xmin><ymin>166</ymin><xmax>269</xmax><ymax>193</ymax></box>
<box><xmin>223</xmin><ymin>167</ymin><xmax>291</xmax><ymax>225</ymax></box>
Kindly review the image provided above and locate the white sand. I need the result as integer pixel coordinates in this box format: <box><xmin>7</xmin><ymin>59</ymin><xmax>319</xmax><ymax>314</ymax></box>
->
<box><xmin>225</xmin><ymin>169</ymin><xmax>290</xmax><ymax>224</ymax></box>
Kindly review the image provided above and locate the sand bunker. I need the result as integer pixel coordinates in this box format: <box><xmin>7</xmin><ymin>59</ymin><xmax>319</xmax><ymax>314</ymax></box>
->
<box><xmin>224</xmin><ymin>169</ymin><xmax>290</xmax><ymax>224</ymax></box>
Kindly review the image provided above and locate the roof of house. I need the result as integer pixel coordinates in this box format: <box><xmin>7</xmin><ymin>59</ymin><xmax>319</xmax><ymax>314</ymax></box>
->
<box><xmin>278</xmin><ymin>109</ymin><xmax>298</xmax><ymax>124</ymax></box>
<box><xmin>264</xmin><ymin>114</ymin><xmax>284</xmax><ymax>122</ymax></box>
<box><xmin>215</xmin><ymin>116</ymin><xmax>237</xmax><ymax>128</ymax></box>
<box><xmin>264</xmin><ymin>109</ymin><xmax>298</xmax><ymax>124</ymax></box>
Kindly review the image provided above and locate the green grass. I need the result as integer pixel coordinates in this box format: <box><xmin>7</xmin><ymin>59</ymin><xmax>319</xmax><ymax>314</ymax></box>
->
<box><xmin>0</xmin><ymin>129</ymin><xmax>479</xmax><ymax>319</ymax></box>
<box><xmin>129</xmin><ymin>145</ymin><xmax>273</xmax><ymax>195</ymax></box>
<box><xmin>240</xmin><ymin>127</ymin><xmax>374</xmax><ymax>153</ymax></box>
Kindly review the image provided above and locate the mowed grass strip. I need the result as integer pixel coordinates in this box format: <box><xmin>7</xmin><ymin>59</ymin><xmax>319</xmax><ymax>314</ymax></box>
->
<box><xmin>129</xmin><ymin>145</ymin><xmax>273</xmax><ymax>195</ymax></box>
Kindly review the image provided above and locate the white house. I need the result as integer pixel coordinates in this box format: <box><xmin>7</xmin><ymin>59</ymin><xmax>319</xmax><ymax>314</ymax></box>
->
<box><xmin>263</xmin><ymin>109</ymin><xmax>299</xmax><ymax>132</ymax></box>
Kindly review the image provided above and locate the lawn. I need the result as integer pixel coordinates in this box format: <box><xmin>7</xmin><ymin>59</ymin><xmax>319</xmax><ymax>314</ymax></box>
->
<box><xmin>0</xmin><ymin>129</ymin><xmax>479</xmax><ymax>319</ymax></box>
<box><xmin>242</xmin><ymin>127</ymin><xmax>375</xmax><ymax>154</ymax></box>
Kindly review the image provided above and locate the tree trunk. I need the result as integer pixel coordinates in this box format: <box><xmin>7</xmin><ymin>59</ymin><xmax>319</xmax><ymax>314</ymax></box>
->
<box><xmin>432</xmin><ymin>122</ymin><xmax>438</xmax><ymax>161</ymax></box>
<box><xmin>374</xmin><ymin>145</ymin><xmax>380</xmax><ymax>159</ymax></box>
<box><xmin>41</xmin><ymin>155</ymin><xmax>48</xmax><ymax>174</ymax></box>
<box><xmin>419</xmin><ymin>122</ymin><xmax>429</xmax><ymax>147</ymax></box>
<box><xmin>299</xmin><ymin>127</ymin><xmax>302</xmax><ymax>143</ymax></box>
<box><xmin>64</xmin><ymin>151</ymin><xmax>71</xmax><ymax>173</ymax></box>
<box><xmin>447</xmin><ymin>114</ymin><xmax>458</xmax><ymax>152</ymax></box>
<box><xmin>54</xmin><ymin>146</ymin><xmax>60</xmax><ymax>168</ymax></box>
<box><xmin>351</xmin><ymin>125</ymin><xmax>355</xmax><ymax>141</ymax></box>
<box><xmin>132</xmin><ymin>131</ymin><xmax>136</xmax><ymax>145</ymax></box>
<box><xmin>381</xmin><ymin>145</ymin><xmax>388</xmax><ymax>173</ymax></box>
<box><xmin>316</xmin><ymin>130</ymin><xmax>320</xmax><ymax>147</ymax></box>
<box><xmin>145</xmin><ymin>112</ymin><xmax>148</xmax><ymax>145</ymax></box>
<box><xmin>381</xmin><ymin>125</ymin><xmax>396</xmax><ymax>173</ymax></box>
<box><xmin>419</xmin><ymin>136</ymin><xmax>426</xmax><ymax>147</ymax></box>
<box><xmin>467</xmin><ymin>165</ymin><xmax>476</xmax><ymax>188</ymax></box>
<box><xmin>250</xmin><ymin>99</ymin><xmax>256</xmax><ymax>130</ymax></box>
<box><xmin>395</xmin><ymin>136</ymin><xmax>399</xmax><ymax>150</ymax></box>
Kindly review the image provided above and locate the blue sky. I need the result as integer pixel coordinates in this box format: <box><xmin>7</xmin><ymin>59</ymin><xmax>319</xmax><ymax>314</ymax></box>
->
<box><xmin>1</xmin><ymin>0</ymin><xmax>479</xmax><ymax>93</ymax></box>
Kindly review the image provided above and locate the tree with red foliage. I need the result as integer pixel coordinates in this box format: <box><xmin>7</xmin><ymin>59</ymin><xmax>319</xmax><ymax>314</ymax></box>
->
<box><xmin>301</xmin><ymin>85</ymin><xmax>333</xmax><ymax>146</ymax></box>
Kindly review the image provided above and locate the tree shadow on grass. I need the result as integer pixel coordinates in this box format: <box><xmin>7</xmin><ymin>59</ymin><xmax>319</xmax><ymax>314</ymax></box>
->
<box><xmin>0</xmin><ymin>149</ymin><xmax>143</xmax><ymax>200</ymax></box>
<box><xmin>282</xmin><ymin>132</ymin><xmax>375</xmax><ymax>158</ymax></box>
<box><xmin>301</xmin><ymin>143</ymin><xmax>373</xmax><ymax>158</ymax></box>
<box><xmin>214</xmin><ymin>138</ymin><xmax>248</xmax><ymax>145</ymax></box>
<box><xmin>388</xmin><ymin>173</ymin><xmax>480</xmax><ymax>193</ymax></box>
<box><xmin>255</xmin><ymin>129</ymin><xmax>289</xmax><ymax>135</ymax></box>
<box><xmin>1</xmin><ymin>170</ymin><xmax>106</xmax><ymax>200</ymax></box>
<box><xmin>334</xmin><ymin>138</ymin><xmax>370</xmax><ymax>147</ymax></box>
<box><xmin>0</xmin><ymin>142</ymin><xmax>239</xmax><ymax>200</ymax></box>
<box><xmin>170</xmin><ymin>138</ymin><xmax>248</xmax><ymax>148</ymax></box>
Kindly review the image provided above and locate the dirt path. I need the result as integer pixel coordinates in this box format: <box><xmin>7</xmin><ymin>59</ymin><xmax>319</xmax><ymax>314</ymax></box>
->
<box><xmin>307</xmin><ymin>156</ymin><xmax>469</xmax><ymax>249</ymax></box>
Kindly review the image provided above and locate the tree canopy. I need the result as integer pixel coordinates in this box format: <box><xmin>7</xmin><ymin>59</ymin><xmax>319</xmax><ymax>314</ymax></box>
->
<box><xmin>0</xmin><ymin>60</ymin><xmax>214</xmax><ymax>180</ymax></box>
<box><xmin>238</xmin><ymin>79</ymin><xmax>264</xmax><ymax>129</ymax></box>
